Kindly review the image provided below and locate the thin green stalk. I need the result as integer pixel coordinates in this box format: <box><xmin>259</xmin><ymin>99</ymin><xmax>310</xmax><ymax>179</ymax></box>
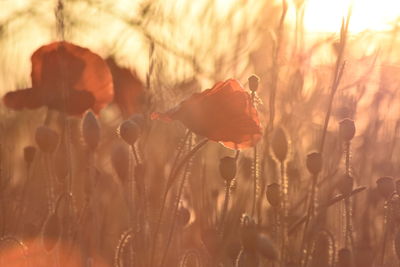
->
<box><xmin>319</xmin><ymin>12</ymin><xmax>351</xmax><ymax>153</ymax></box>
<box><xmin>150</xmin><ymin>138</ymin><xmax>208</xmax><ymax>267</ymax></box>
<box><xmin>251</xmin><ymin>92</ymin><xmax>258</xmax><ymax>218</ymax></box>
<box><xmin>280</xmin><ymin>161</ymin><xmax>288</xmax><ymax>267</ymax></box>
<box><xmin>219</xmin><ymin>180</ymin><xmax>232</xmax><ymax>237</ymax></box>
<box><xmin>159</xmin><ymin>140</ymin><xmax>193</xmax><ymax>267</ymax></box>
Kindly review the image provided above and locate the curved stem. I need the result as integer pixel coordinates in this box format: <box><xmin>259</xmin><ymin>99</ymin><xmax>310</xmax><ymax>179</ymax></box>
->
<box><xmin>150</xmin><ymin>137</ymin><xmax>208</xmax><ymax>267</ymax></box>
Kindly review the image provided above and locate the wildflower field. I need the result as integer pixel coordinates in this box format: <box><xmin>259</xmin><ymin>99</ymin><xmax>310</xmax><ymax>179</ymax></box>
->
<box><xmin>1</xmin><ymin>0</ymin><xmax>400</xmax><ymax>266</ymax></box>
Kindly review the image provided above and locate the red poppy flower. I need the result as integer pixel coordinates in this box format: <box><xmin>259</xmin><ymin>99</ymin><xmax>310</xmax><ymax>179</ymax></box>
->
<box><xmin>106</xmin><ymin>58</ymin><xmax>145</xmax><ymax>118</ymax></box>
<box><xmin>152</xmin><ymin>79</ymin><xmax>262</xmax><ymax>149</ymax></box>
<box><xmin>3</xmin><ymin>41</ymin><xmax>113</xmax><ymax>115</ymax></box>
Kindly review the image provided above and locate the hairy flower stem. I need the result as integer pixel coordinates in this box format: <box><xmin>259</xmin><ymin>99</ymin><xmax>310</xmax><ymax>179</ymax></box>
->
<box><xmin>44</xmin><ymin>154</ymin><xmax>56</xmax><ymax>214</ymax></box>
<box><xmin>301</xmin><ymin>173</ymin><xmax>318</xmax><ymax>267</ymax></box>
<box><xmin>219</xmin><ymin>180</ymin><xmax>232</xmax><ymax>237</ymax></box>
<box><xmin>344</xmin><ymin>141</ymin><xmax>354</xmax><ymax>249</ymax></box>
<box><xmin>280</xmin><ymin>161</ymin><xmax>288</xmax><ymax>267</ymax></box>
<box><xmin>159</xmin><ymin>137</ymin><xmax>193</xmax><ymax>267</ymax></box>
<box><xmin>251</xmin><ymin>91</ymin><xmax>258</xmax><ymax>218</ymax></box>
<box><xmin>380</xmin><ymin>200</ymin><xmax>390</xmax><ymax>266</ymax></box>
<box><xmin>150</xmin><ymin>137</ymin><xmax>208</xmax><ymax>267</ymax></box>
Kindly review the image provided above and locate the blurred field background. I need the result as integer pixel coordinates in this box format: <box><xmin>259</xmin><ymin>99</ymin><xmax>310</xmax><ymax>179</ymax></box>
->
<box><xmin>0</xmin><ymin>0</ymin><xmax>400</xmax><ymax>266</ymax></box>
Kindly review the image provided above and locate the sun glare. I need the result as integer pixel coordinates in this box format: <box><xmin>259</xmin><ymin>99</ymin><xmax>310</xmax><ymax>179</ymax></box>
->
<box><xmin>304</xmin><ymin>0</ymin><xmax>400</xmax><ymax>33</ymax></box>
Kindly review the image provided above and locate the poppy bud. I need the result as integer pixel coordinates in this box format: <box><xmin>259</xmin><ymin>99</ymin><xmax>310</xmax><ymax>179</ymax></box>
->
<box><xmin>376</xmin><ymin>176</ymin><xmax>395</xmax><ymax>199</ymax></box>
<box><xmin>271</xmin><ymin>128</ymin><xmax>288</xmax><ymax>162</ymax></box>
<box><xmin>338</xmin><ymin>174</ymin><xmax>354</xmax><ymax>196</ymax></box>
<box><xmin>219</xmin><ymin>156</ymin><xmax>236</xmax><ymax>182</ymax></box>
<box><xmin>35</xmin><ymin>126</ymin><xmax>59</xmax><ymax>153</ymax></box>
<box><xmin>248</xmin><ymin>75</ymin><xmax>260</xmax><ymax>92</ymax></box>
<box><xmin>111</xmin><ymin>143</ymin><xmax>130</xmax><ymax>183</ymax></box>
<box><xmin>256</xmin><ymin>234</ymin><xmax>278</xmax><ymax>261</ymax></box>
<box><xmin>23</xmin><ymin>146</ymin><xmax>36</xmax><ymax>165</ymax></box>
<box><xmin>337</xmin><ymin>248</ymin><xmax>351</xmax><ymax>267</ymax></box>
<box><xmin>118</xmin><ymin>120</ymin><xmax>140</xmax><ymax>146</ymax></box>
<box><xmin>266</xmin><ymin>183</ymin><xmax>281</xmax><ymax>208</ymax></box>
<box><xmin>43</xmin><ymin>213</ymin><xmax>61</xmax><ymax>252</ymax></box>
<box><xmin>339</xmin><ymin>118</ymin><xmax>355</xmax><ymax>141</ymax></box>
<box><xmin>178</xmin><ymin>206</ymin><xmax>191</xmax><ymax>226</ymax></box>
<box><xmin>306</xmin><ymin>152</ymin><xmax>322</xmax><ymax>175</ymax></box>
<box><xmin>241</xmin><ymin>214</ymin><xmax>257</xmax><ymax>252</ymax></box>
<box><xmin>81</xmin><ymin>110</ymin><xmax>100</xmax><ymax>150</ymax></box>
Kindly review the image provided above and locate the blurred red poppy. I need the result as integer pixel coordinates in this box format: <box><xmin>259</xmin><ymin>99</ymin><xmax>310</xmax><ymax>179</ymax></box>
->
<box><xmin>3</xmin><ymin>41</ymin><xmax>113</xmax><ymax>115</ymax></box>
<box><xmin>152</xmin><ymin>79</ymin><xmax>262</xmax><ymax>149</ymax></box>
<box><xmin>106</xmin><ymin>58</ymin><xmax>145</xmax><ymax>118</ymax></box>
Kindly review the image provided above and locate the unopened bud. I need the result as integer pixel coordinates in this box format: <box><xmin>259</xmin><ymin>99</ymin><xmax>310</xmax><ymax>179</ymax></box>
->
<box><xmin>118</xmin><ymin>120</ymin><xmax>140</xmax><ymax>146</ymax></box>
<box><xmin>248</xmin><ymin>75</ymin><xmax>260</xmax><ymax>92</ymax></box>
<box><xmin>306</xmin><ymin>152</ymin><xmax>322</xmax><ymax>175</ymax></box>
<box><xmin>35</xmin><ymin>126</ymin><xmax>59</xmax><ymax>153</ymax></box>
<box><xmin>271</xmin><ymin>128</ymin><xmax>288</xmax><ymax>162</ymax></box>
<box><xmin>81</xmin><ymin>111</ymin><xmax>100</xmax><ymax>150</ymax></box>
<box><xmin>219</xmin><ymin>156</ymin><xmax>236</xmax><ymax>182</ymax></box>
<box><xmin>339</xmin><ymin>118</ymin><xmax>355</xmax><ymax>141</ymax></box>
<box><xmin>266</xmin><ymin>183</ymin><xmax>281</xmax><ymax>208</ymax></box>
<box><xmin>376</xmin><ymin>176</ymin><xmax>395</xmax><ymax>199</ymax></box>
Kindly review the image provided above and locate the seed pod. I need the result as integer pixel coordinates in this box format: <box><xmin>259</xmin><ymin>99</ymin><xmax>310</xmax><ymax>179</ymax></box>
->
<box><xmin>336</xmin><ymin>248</ymin><xmax>351</xmax><ymax>267</ymax></box>
<box><xmin>271</xmin><ymin>128</ymin><xmax>288</xmax><ymax>162</ymax></box>
<box><xmin>241</xmin><ymin>214</ymin><xmax>257</xmax><ymax>252</ymax></box>
<box><xmin>376</xmin><ymin>176</ymin><xmax>395</xmax><ymax>199</ymax></box>
<box><xmin>248</xmin><ymin>75</ymin><xmax>260</xmax><ymax>92</ymax></box>
<box><xmin>256</xmin><ymin>234</ymin><xmax>278</xmax><ymax>261</ymax></box>
<box><xmin>338</xmin><ymin>174</ymin><xmax>354</xmax><ymax>196</ymax></box>
<box><xmin>118</xmin><ymin>120</ymin><xmax>140</xmax><ymax>146</ymax></box>
<box><xmin>111</xmin><ymin>143</ymin><xmax>130</xmax><ymax>183</ymax></box>
<box><xmin>178</xmin><ymin>206</ymin><xmax>191</xmax><ymax>227</ymax></box>
<box><xmin>235</xmin><ymin>249</ymin><xmax>259</xmax><ymax>267</ymax></box>
<box><xmin>266</xmin><ymin>183</ymin><xmax>280</xmax><ymax>208</ymax></box>
<box><xmin>306</xmin><ymin>152</ymin><xmax>322</xmax><ymax>175</ymax></box>
<box><xmin>42</xmin><ymin>212</ymin><xmax>61</xmax><ymax>252</ymax></box>
<box><xmin>81</xmin><ymin>111</ymin><xmax>101</xmax><ymax>150</ymax></box>
<box><xmin>23</xmin><ymin>146</ymin><xmax>36</xmax><ymax>165</ymax></box>
<box><xmin>339</xmin><ymin>118</ymin><xmax>355</xmax><ymax>141</ymax></box>
<box><xmin>35</xmin><ymin>126</ymin><xmax>59</xmax><ymax>153</ymax></box>
<box><xmin>219</xmin><ymin>156</ymin><xmax>237</xmax><ymax>182</ymax></box>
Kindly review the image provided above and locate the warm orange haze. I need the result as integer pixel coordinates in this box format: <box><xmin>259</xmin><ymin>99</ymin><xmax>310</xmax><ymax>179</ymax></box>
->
<box><xmin>0</xmin><ymin>0</ymin><xmax>400</xmax><ymax>266</ymax></box>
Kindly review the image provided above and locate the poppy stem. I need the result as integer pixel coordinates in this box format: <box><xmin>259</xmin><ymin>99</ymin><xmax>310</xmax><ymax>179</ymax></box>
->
<box><xmin>159</xmin><ymin>136</ymin><xmax>193</xmax><ymax>267</ymax></box>
<box><xmin>250</xmin><ymin>91</ymin><xmax>258</xmax><ymax>219</ymax></box>
<box><xmin>150</xmin><ymin>135</ymin><xmax>207</xmax><ymax>267</ymax></box>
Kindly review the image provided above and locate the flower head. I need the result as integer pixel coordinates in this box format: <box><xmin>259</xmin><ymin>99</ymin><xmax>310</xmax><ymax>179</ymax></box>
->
<box><xmin>4</xmin><ymin>41</ymin><xmax>113</xmax><ymax>115</ymax></box>
<box><xmin>152</xmin><ymin>79</ymin><xmax>262</xmax><ymax>149</ymax></box>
